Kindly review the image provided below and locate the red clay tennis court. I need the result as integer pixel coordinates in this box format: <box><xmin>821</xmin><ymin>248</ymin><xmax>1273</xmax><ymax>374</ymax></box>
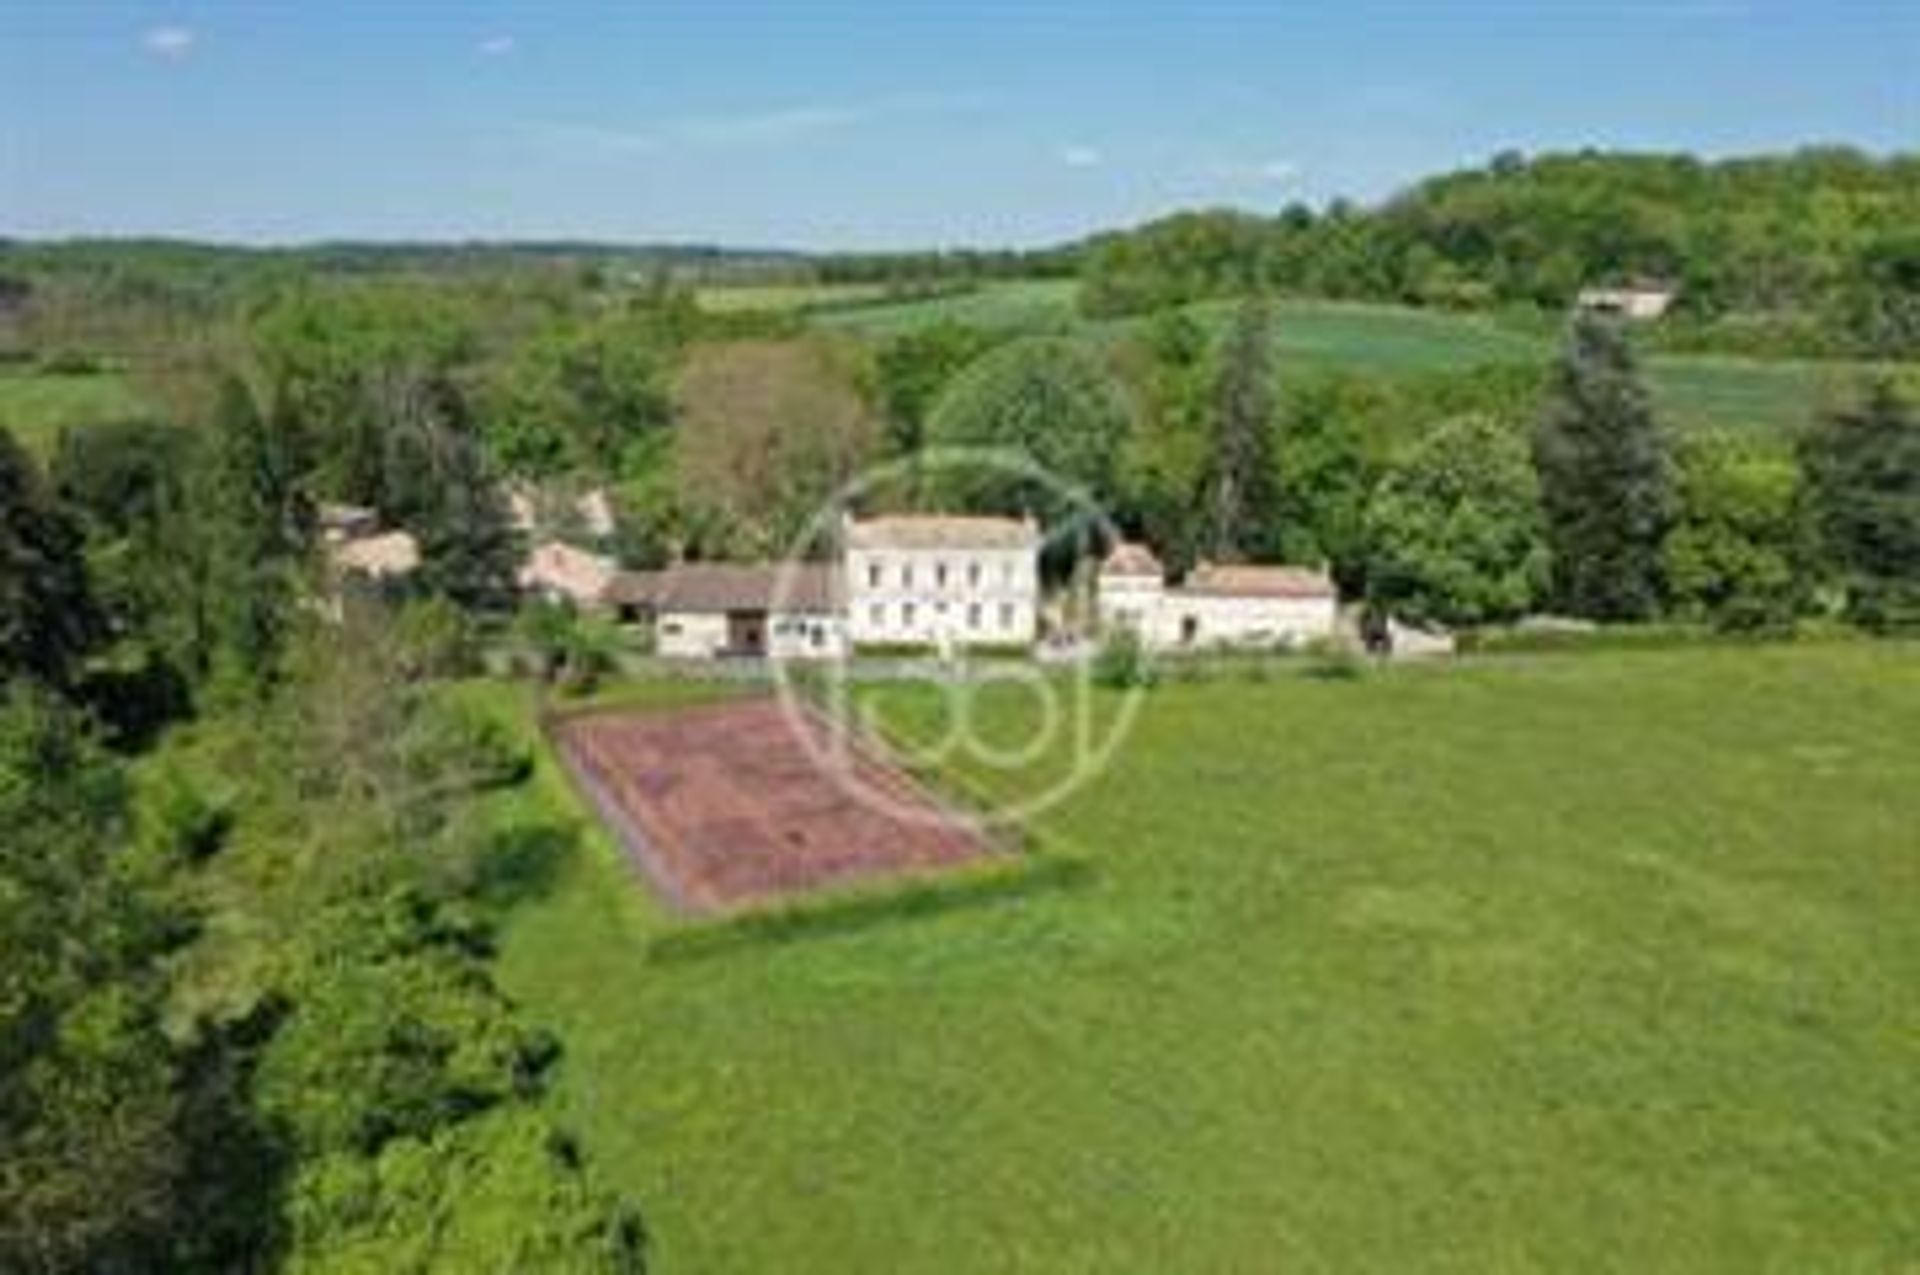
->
<box><xmin>552</xmin><ymin>697</ymin><xmax>995</xmax><ymax>914</ymax></box>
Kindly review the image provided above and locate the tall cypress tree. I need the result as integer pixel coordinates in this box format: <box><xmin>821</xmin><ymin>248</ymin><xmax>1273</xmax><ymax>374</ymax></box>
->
<box><xmin>1202</xmin><ymin>298</ymin><xmax>1278</xmax><ymax>561</ymax></box>
<box><xmin>386</xmin><ymin>374</ymin><xmax>521</xmax><ymax>612</ymax></box>
<box><xmin>201</xmin><ymin>375</ymin><xmax>309</xmax><ymax>682</ymax></box>
<box><xmin>1800</xmin><ymin>379</ymin><xmax>1920</xmax><ymax>632</ymax></box>
<box><xmin>1532</xmin><ymin>314</ymin><xmax>1674</xmax><ymax>619</ymax></box>
<box><xmin>0</xmin><ymin>427</ymin><xmax>99</xmax><ymax>687</ymax></box>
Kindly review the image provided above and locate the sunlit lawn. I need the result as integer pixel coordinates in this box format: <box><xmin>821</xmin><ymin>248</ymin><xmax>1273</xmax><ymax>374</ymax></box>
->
<box><xmin>491</xmin><ymin>643</ymin><xmax>1920</xmax><ymax>1273</ymax></box>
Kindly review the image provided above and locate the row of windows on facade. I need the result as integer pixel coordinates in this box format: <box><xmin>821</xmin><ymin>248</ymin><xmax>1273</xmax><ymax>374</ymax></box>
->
<box><xmin>860</xmin><ymin>559</ymin><xmax>1018</xmax><ymax>592</ymax></box>
<box><xmin>870</xmin><ymin>600</ymin><xmax>1020</xmax><ymax>631</ymax></box>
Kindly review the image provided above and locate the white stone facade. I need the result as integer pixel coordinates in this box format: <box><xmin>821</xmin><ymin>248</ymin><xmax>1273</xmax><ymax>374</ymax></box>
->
<box><xmin>844</xmin><ymin>515</ymin><xmax>1040</xmax><ymax>650</ymax></box>
<box><xmin>1097</xmin><ymin>548</ymin><xmax>1338</xmax><ymax>652</ymax></box>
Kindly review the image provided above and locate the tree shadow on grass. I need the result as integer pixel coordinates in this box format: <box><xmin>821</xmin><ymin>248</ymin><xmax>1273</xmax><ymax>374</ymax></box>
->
<box><xmin>469</xmin><ymin>822</ymin><xmax>580</xmax><ymax>910</ymax></box>
<box><xmin>647</xmin><ymin>853</ymin><xmax>1098</xmax><ymax>966</ymax></box>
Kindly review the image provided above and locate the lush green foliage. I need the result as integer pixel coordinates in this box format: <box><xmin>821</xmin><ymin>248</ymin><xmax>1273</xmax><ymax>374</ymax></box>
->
<box><xmin>1364</xmin><ymin>414</ymin><xmax>1549</xmax><ymax>626</ymax></box>
<box><xmin>1199</xmin><ymin>300</ymin><xmax>1278</xmax><ymax>558</ymax></box>
<box><xmin>1534</xmin><ymin>316</ymin><xmax>1676</xmax><ymax>619</ymax></box>
<box><xmin>1662</xmin><ymin>433</ymin><xmax>1813</xmax><ymax>629</ymax></box>
<box><xmin>0</xmin><ymin>688</ymin><xmax>182</xmax><ymax>1272</ymax></box>
<box><xmin>1079</xmin><ymin>148</ymin><xmax>1920</xmax><ymax>357</ymax></box>
<box><xmin>0</xmin><ymin>428</ymin><xmax>99</xmax><ymax>687</ymax></box>
<box><xmin>157</xmin><ymin>613</ymin><xmax>643</xmax><ymax>1272</ymax></box>
<box><xmin>925</xmin><ymin>336</ymin><xmax>1133</xmax><ymax>519</ymax></box>
<box><xmin>1800</xmin><ymin>380</ymin><xmax>1920</xmax><ymax>631</ymax></box>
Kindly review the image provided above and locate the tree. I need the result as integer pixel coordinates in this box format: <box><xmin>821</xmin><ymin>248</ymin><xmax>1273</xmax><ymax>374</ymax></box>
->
<box><xmin>1838</xmin><ymin>233</ymin><xmax>1920</xmax><ymax>360</ymax></box>
<box><xmin>0</xmin><ymin>428</ymin><xmax>100</xmax><ymax>688</ymax></box>
<box><xmin>1800</xmin><ymin>380</ymin><xmax>1920</xmax><ymax>631</ymax></box>
<box><xmin>1364</xmin><ymin>414</ymin><xmax>1550</xmax><ymax>628</ymax></box>
<box><xmin>1532</xmin><ymin>314</ymin><xmax>1674</xmax><ymax>619</ymax></box>
<box><xmin>673</xmin><ymin>337</ymin><xmax>883</xmax><ymax>553</ymax></box>
<box><xmin>925</xmin><ymin>336</ymin><xmax>1132</xmax><ymax>522</ymax></box>
<box><xmin>0</xmin><ymin>688</ymin><xmax>184</xmax><ymax>1271</ymax></box>
<box><xmin>386</xmin><ymin>376</ymin><xmax>522</xmax><ymax>612</ymax></box>
<box><xmin>1202</xmin><ymin>299</ymin><xmax>1279</xmax><ymax>560</ymax></box>
<box><xmin>1115</xmin><ymin>309</ymin><xmax>1211</xmax><ymax>571</ymax></box>
<box><xmin>53</xmin><ymin>419</ymin><xmax>216</xmax><ymax>689</ymax></box>
<box><xmin>1663</xmin><ymin>434</ymin><xmax>1812</xmax><ymax>630</ymax></box>
<box><xmin>200</xmin><ymin>375</ymin><xmax>310</xmax><ymax>682</ymax></box>
<box><xmin>483</xmin><ymin>313</ymin><xmax>674</xmax><ymax>477</ymax></box>
<box><xmin>873</xmin><ymin>321</ymin><xmax>1001</xmax><ymax>462</ymax></box>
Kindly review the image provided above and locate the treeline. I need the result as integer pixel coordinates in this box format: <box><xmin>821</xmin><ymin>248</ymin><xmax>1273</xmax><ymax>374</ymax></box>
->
<box><xmin>884</xmin><ymin>302</ymin><xmax>1918</xmax><ymax>635</ymax></box>
<box><xmin>1</xmin><ymin>296</ymin><xmax>651</xmax><ymax>1267</ymax></box>
<box><xmin>1079</xmin><ymin>147</ymin><xmax>1920</xmax><ymax>358</ymax></box>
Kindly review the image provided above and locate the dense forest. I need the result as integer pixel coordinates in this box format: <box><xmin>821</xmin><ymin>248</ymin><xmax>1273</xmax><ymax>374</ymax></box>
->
<box><xmin>1078</xmin><ymin>147</ymin><xmax>1920</xmax><ymax>358</ymax></box>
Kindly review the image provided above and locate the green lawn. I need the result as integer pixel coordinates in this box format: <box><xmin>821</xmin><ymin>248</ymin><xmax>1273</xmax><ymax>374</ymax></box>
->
<box><xmin>0</xmin><ymin>369</ymin><xmax>149</xmax><ymax>455</ymax></box>
<box><xmin>490</xmin><ymin>644</ymin><xmax>1920</xmax><ymax>1273</ymax></box>
<box><xmin>819</xmin><ymin>279</ymin><xmax>1899</xmax><ymax>435</ymax></box>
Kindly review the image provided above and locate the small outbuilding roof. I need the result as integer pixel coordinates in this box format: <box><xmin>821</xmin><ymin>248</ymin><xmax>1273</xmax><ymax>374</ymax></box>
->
<box><xmin>603</xmin><ymin>570</ymin><xmax>663</xmax><ymax>608</ymax></box>
<box><xmin>1176</xmin><ymin>562</ymin><xmax>1335</xmax><ymax>600</ymax></box>
<box><xmin>652</xmin><ymin>562</ymin><xmax>841</xmax><ymax>615</ymax></box>
<box><xmin>1100</xmin><ymin>541</ymin><xmax>1165</xmax><ymax>579</ymax></box>
<box><xmin>518</xmin><ymin>540</ymin><xmax>618</xmax><ymax>604</ymax></box>
<box><xmin>845</xmin><ymin>514</ymin><xmax>1038</xmax><ymax>551</ymax></box>
<box><xmin>330</xmin><ymin>530</ymin><xmax>420</xmax><ymax>579</ymax></box>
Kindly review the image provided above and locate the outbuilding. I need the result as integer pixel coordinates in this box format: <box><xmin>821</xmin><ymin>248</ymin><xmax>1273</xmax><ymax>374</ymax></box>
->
<box><xmin>1097</xmin><ymin>545</ymin><xmax>1338</xmax><ymax>651</ymax></box>
<box><xmin>651</xmin><ymin>562</ymin><xmax>846</xmax><ymax>660</ymax></box>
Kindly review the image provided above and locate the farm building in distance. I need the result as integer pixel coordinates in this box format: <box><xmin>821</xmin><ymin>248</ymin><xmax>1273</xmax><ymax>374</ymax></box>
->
<box><xmin>1575</xmin><ymin>280</ymin><xmax>1678</xmax><ymax>320</ymax></box>
<box><xmin>1097</xmin><ymin>543</ymin><xmax>1338</xmax><ymax>651</ymax></box>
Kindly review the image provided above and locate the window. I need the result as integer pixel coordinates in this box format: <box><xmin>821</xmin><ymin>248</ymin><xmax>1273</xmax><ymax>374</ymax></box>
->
<box><xmin>870</xmin><ymin>603</ymin><xmax>884</xmax><ymax>628</ymax></box>
<box><xmin>867</xmin><ymin>561</ymin><xmax>881</xmax><ymax>588</ymax></box>
<box><xmin>936</xmin><ymin>561</ymin><xmax>949</xmax><ymax>589</ymax></box>
<box><xmin>903</xmin><ymin>563</ymin><xmax>915</xmax><ymax>589</ymax></box>
<box><xmin>968</xmin><ymin>562</ymin><xmax>981</xmax><ymax>588</ymax></box>
<box><xmin>810</xmin><ymin>625</ymin><xmax>825</xmax><ymax>649</ymax></box>
<box><xmin>903</xmin><ymin>602</ymin><xmax>917</xmax><ymax>628</ymax></box>
<box><xmin>1001</xmin><ymin>561</ymin><xmax>1013</xmax><ymax>586</ymax></box>
<box><xmin>968</xmin><ymin>603</ymin><xmax>981</xmax><ymax>629</ymax></box>
<box><xmin>999</xmin><ymin>603</ymin><xmax>1014</xmax><ymax>629</ymax></box>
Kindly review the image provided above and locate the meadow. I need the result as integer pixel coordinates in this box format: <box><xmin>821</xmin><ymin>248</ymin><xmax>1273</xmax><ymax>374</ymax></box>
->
<box><xmin>0</xmin><ymin>368</ymin><xmax>148</xmax><ymax>454</ymax></box>
<box><xmin>489</xmin><ymin>643</ymin><xmax>1920</xmax><ymax>1273</ymax></box>
<box><xmin>815</xmin><ymin>278</ymin><xmax>1886</xmax><ymax>435</ymax></box>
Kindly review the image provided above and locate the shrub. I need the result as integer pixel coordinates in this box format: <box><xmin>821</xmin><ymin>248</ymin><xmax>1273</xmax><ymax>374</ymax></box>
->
<box><xmin>393</xmin><ymin>596</ymin><xmax>482</xmax><ymax>681</ymax></box>
<box><xmin>1091</xmin><ymin>629</ymin><xmax>1155</xmax><ymax>689</ymax></box>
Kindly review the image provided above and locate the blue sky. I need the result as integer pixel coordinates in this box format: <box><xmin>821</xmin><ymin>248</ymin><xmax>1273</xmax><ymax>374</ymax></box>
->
<box><xmin>2</xmin><ymin>1</ymin><xmax>1913</xmax><ymax>249</ymax></box>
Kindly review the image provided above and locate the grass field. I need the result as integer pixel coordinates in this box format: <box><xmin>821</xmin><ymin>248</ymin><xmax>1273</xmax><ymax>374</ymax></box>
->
<box><xmin>816</xmin><ymin>278</ymin><xmax>1892</xmax><ymax>435</ymax></box>
<box><xmin>694</xmin><ymin>282</ymin><xmax>902</xmax><ymax>313</ymax></box>
<box><xmin>489</xmin><ymin>644</ymin><xmax>1920</xmax><ymax>1273</ymax></box>
<box><xmin>0</xmin><ymin>369</ymin><xmax>148</xmax><ymax>455</ymax></box>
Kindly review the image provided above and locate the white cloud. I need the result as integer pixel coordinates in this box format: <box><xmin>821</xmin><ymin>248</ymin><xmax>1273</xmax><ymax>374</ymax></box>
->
<box><xmin>477</xmin><ymin>35</ymin><xmax>516</xmax><ymax>57</ymax></box>
<box><xmin>1061</xmin><ymin>145</ymin><xmax>1103</xmax><ymax>169</ymax></box>
<box><xmin>142</xmin><ymin>25</ymin><xmax>196</xmax><ymax>60</ymax></box>
<box><xmin>541</xmin><ymin>93</ymin><xmax>978</xmax><ymax>157</ymax></box>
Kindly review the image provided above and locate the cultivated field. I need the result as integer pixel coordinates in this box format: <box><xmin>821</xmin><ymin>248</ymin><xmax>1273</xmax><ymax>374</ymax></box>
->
<box><xmin>817</xmin><ymin>278</ymin><xmax>1887</xmax><ymax>436</ymax></box>
<box><xmin>491</xmin><ymin>643</ymin><xmax>1920</xmax><ymax>1273</ymax></box>
<box><xmin>552</xmin><ymin>698</ymin><xmax>993</xmax><ymax>913</ymax></box>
